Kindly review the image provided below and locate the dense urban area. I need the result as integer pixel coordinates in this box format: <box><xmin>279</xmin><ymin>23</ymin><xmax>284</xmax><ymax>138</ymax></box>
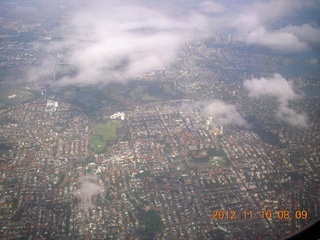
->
<box><xmin>0</xmin><ymin>1</ymin><xmax>320</xmax><ymax>240</ymax></box>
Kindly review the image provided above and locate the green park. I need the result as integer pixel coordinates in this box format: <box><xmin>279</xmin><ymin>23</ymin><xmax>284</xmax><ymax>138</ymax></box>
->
<box><xmin>91</xmin><ymin>120</ymin><xmax>124</xmax><ymax>153</ymax></box>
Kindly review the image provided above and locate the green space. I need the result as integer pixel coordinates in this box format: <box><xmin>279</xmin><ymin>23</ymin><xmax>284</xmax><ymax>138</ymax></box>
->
<box><xmin>163</xmin><ymin>83</ymin><xmax>177</xmax><ymax>95</ymax></box>
<box><xmin>62</xmin><ymin>85</ymin><xmax>131</xmax><ymax>119</ymax></box>
<box><xmin>63</xmin><ymin>87</ymin><xmax>107</xmax><ymax>118</ymax></box>
<box><xmin>129</xmin><ymin>86</ymin><xmax>144</xmax><ymax>101</ymax></box>
<box><xmin>93</xmin><ymin>120</ymin><xmax>124</xmax><ymax>142</ymax></box>
<box><xmin>207</xmin><ymin>147</ymin><xmax>229</xmax><ymax>168</ymax></box>
<box><xmin>137</xmin><ymin>209</ymin><xmax>163</xmax><ymax>240</ymax></box>
<box><xmin>59</xmin><ymin>82</ymin><xmax>179</xmax><ymax>119</ymax></box>
<box><xmin>91</xmin><ymin>120</ymin><xmax>124</xmax><ymax>153</ymax></box>
<box><xmin>209</xmin><ymin>156</ymin><xmax>227</xmax><ymax>168</ymax></box>
<box><xmin>129</xmin><ymin>82</ymin><xmax>179</xmax><ymax>102</ymax></box>
<box><xmin>207</xmin><ymin>147</ymin><xmax>223</xmax><ymax>158</ymax></box>
<box><xmin>129</xmin><ymin>86</ymin><xmax>160</xmax><ymax>101</ymax></box>
<box><xmin>142</xmin><ymin>94</ymin><xmax>160</xmax><ymax>101</ymax></box>
<box><xmin>0</xmin><ymin>88</ymin><xmax>40</xmax><ymax>106</ymax></box>
<box><xmin>92</xmin><ymin>135</ymin><xmax>106</xmax><ymax>154</ymax></box>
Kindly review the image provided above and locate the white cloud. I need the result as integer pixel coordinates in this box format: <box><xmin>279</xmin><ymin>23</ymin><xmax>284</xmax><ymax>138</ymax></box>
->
<box><xmin>75</xmin><ymin>175</ymin><xmax>104</xmax><ymax>210</ymax></box>
<box><xmin>26</xmin><ymin>0</ymin><xmax>320</xmax><ymax>83</ymax></box>
<box><xmin>277</xmin><ymin>103</ymin><xmax>309</xmax><ymax>128</ymax></box>
<box><xmin>233</xmin><ymin>0</ymin><xmax>305</xmax><ymax>32</ymax></box>
<box><xmin>280</xmin><ymin>24</ymin><xmax>320</xmax><ymax>45</ymax></box>
<box><xmin>182</xmin><ymin>99</ymin><xmax>248</xmax><ymax>127</ymax></box>
<box><xmin>243</xmin><ymin>73</ymin><xmax>299</xmax><ymax>102</ymax></box>
<box><xmin>250</xmin><ymin>0</ymin><xmax>309</xmax><ymax>25</ymax></box>
<box><xmin>30</xmin><ymin>2</ymin><xmax>208</xmax><ymax>86</ymax></box>
<box><xmin>199</xmin><ymin>1</ymin><xmax>225</xmax><ymax>14</ymax></box>
<box><xmin>234</xmin><ymin>0</ymin><xmax>309</xmax><ymax>31</ymax></box>
<box><xmin>203</xmin><ymin>100</ymin><xmax>247</xmax><ymax>126</ymax></box>
<box><xmin>246</xmin><ymin>27</ymin><xmax>309</xmax><ymax>52</ymax></box>
<box><xmin>244</xmin><ymin>74</ymin><xmax>309</xmax><ymax>128</ymax></box>
<box><xmin>27</xmin><ymin>58</ymin><xmax>55</xmax><ymax>82</ymax></box>
<box><xmin>79</xmin><ymin>180</ymin><xmax>103</xmax><ymax>196</ymax></box>
<box><xmin>232</xmin><ymin>0</ymin><xmax>317</xmax><ymax>52</ymax></box>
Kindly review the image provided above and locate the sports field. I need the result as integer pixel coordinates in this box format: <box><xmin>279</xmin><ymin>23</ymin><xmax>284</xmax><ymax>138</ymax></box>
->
<box><xmin>0</xmin><ymin>88</ymin><xmax>39</xmax><ymax>105</ymax></box>
<box><xmin>92</xmin><ymin>135</ymin><xmax>106</xmax><ymax>154</ymax></box>
<box><xmin>209</xmin><ymin>156</ymin><xmax>227</xmax><ymax>168</ymax></box>
<box><xmin>91</xmin><ymin>120</ymin><xmax>124</xmax><ymax>153</ymax></box>
<box><xmin>93</xmin><ymin>120</ymin><xmax>123</xmax><ymax>141</ymax></box>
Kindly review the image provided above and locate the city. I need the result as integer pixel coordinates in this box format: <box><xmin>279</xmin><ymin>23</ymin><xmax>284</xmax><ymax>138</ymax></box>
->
<box><xmin>0</xmin><ymin>0</ymin><xmax>320</xmax><ymax>239</ymax></box>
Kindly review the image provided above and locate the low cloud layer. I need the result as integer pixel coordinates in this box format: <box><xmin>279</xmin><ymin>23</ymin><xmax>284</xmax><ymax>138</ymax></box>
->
<box><xmin>244</xmin><ymin>74</ymin><xmax>308</xmax><ymax>128</ymax></box>
<box><xmin>26</xmin><ymin>0</ymin><xmax>320</xmax><ymax>85</ymax></box>
<box><xmin>246</xmin><ymin>27</ymin><xmax>309</xmax><ymax>52</ymax></box>
<box><xmin>182</xmin><ymin>99</ymin><xmax>248</xmax><ymax>127</ymax></box>
<box><xmin>203</xmin><ymin>100</ymin><xmax>248</xmax><ymax>126</ymax></box>
<box><xmin>280</xmin><ymin>24</ymin><xmax>320</xmax><ymax>45</ymax></box>
<box><xmin>75</xmin><ymin>175</ymin><xmax>104</xmax><ymax>210</ymax></box>
<box><xmin>243</xmin><ymin>73</ymin><xmax>299</xmax><ymax>102</ymax></box>
<box><xmin>29</xmin><ymin>1</ymin><xmax>208</xmax><ymax>86</ymax></box>
<box><xmin>199</xmin><ymin>1</ymin><xmax>225</xmax><ymax>14</ymax></box>
<box><xmin>277</xmin><ymin>103</ymin><xmax>309</xmax><ymax>128</ymax></box>
<box><xmin>232</xmin><ymin>0</ymin><xmax>319</xmax><ymax>52</ymax></box>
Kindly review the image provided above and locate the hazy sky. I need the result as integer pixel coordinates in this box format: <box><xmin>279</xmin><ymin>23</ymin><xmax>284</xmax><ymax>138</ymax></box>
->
<box><xmin>232</xmin><ymin>0</ymin><xmax>320</xmax><ymax>52</ymax></box>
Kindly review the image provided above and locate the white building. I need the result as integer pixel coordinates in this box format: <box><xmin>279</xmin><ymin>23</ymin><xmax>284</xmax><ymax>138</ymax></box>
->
<box><xmin>45</xmin><ymin>100</ymin><xmax>58</xmax><ymax>112</ymax></box>
<box><xmin>110</xmin><ymin>112</ymin><xmax>125</xmax><ymax>120</ymax></box>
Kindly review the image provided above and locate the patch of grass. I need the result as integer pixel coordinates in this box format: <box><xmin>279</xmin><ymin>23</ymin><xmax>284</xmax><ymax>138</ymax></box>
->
<box><xmin>129</xmin><ymin>86</ymin><xmax>160</xmax><ymax>102</ymax></box>
<box><xmin>163</xmin><ymin>83</ymin><xmax>177</xmax><ymax>95</ymax></box>
<box><xmin>91</xmin><ymin>120</ymin><xmax>124</xmax><ymax>153</ymax></box>
<box><xmin>209</xmin><ymin>156</ymin><xmax>227</xmax><ymax>168</ymax></box>
<box><xmin>141</xmin><ymin>94</ymin><xmax>159</xmax><ymax>101</ymax></box>
<box><xmin>92</xmin><ymin>135</ymin><xmax>106</xmax><ymax>154</ymax></box>
<box><xmin>0</xmin><ymin>88</ymin><xmax>39</xmax><ymax>105</ymax></box>
<box><xmin>93</xmin><ymin>120</ymin><xmax>124</xmax><ymax>142</ymax></box>
<box><xmin>130</xmin><ymin>86</ymin><xmax>145</xmax><ymax>101</ymax></box>
<box><xmin>129</xmin><ymin>83</ymin><xmax>177</xmax><ymax>102</ymax></box>
<box><xmin>137</xmin><ymin>209</ymin><xmax>163</xmax><ymax>240</ymax></box>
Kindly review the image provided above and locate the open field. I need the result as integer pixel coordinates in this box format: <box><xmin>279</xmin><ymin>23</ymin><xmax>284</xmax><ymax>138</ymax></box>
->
<box><xmin>0</xmin><ymin>88</ymin><xmax>40</xmax><ymax>105</ymax></box>
<box><xmin>91</xmin><ymin>120</ymin><xmax>124</xmax><ymax>153</ymax></box>
<box><xmin>163</xmin><ymin>83</ymin><xmax>178</xmax><ymax>95</ymax></box>
<box><xmin>91</xmin><ymin>135</ymin><xmax>106</xmax><ymax>154</ymax></box>
<box><xmin>185</xmin><ymin>156</ymin><xmax>228</xmax><ymax>170</ymax></box>
<box><xmin>129</xmin><ymin>86</ymin><xmax>144</xmax><ymax>101</ymax></box>
<box><xmin>93</xmin><ymin>120</ymin><xmax>124</xmax><ymax>142</ymax></box>
<box><xmin>209</xmin><ymin>156</ymin><xmax>227</xmax><ymax>168</ymax></box>
<box><xmin>129</xmin><ymin>82</ymin><xmax>179</xmax><ymax>102</ymax></box>
<box><xmin>62</xmin><ymin>85</ymin><xmax>132</xmax><ymax>118</ymax></box>
<box><xmin>129</xmin><ymin>86</ymin><xmax>160</xmax><ymax>102</ymax></box>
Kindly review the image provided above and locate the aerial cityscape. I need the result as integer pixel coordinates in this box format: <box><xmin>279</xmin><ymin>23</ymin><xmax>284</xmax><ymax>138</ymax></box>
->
<box><xmin>0</xmin><ymin>0</ymin><xmax>320</xmax><ymax>239</ymax></box>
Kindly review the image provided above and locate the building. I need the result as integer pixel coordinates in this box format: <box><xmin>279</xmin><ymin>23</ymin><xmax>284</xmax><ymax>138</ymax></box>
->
<box><xmin>45</xmin><ymin>100</ymin><xmax>58</xmax><ymax>112</ymax></box>
<box><xmin>188</xmin><ymin>145</ymin><xmax>209</xmax><ymax>163</ymax></box>
<box><xmin>110</xmin><ymin>112</ymin><xmax>125</xmax><ymax>120</ymax></box>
